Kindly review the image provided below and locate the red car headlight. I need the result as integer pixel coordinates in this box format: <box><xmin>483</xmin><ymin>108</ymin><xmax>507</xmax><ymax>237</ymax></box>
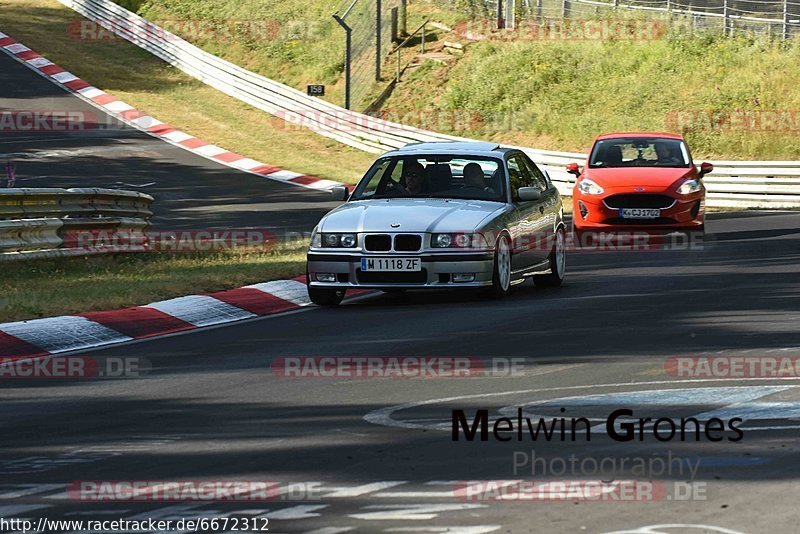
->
<box><xmin>577</xmin><ymin>178</ymin><xmax>604</xmax><ymax>195</ymax></box>
<box><xmin>677</xmin><ymin>179</ymin><xmax>702</xmax><ymax>195</ymax></box>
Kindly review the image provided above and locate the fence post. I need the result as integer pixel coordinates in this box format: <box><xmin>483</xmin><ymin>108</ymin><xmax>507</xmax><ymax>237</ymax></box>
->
<box><xmin>400</xmin><ymin>0</ymin><xmax>407</xmax><ymax>36</ymax></box>
<box><xmin>391</xmin><ymin>7</ymin><xmax>398</xmax><ymax>42</ymax></box>
<box><xmin>376</xmin><ymin>0</ymin><xmax>382</xmax><ymax>82</ymax></box>
<box><xmin>497</xmin><ymin>0</ymin><xmax>505</xmax><ymax>29</ymax></box>
<box><xmin>396</xmin><ymin>48</ymin><xmax>401</xmax><ymax>82</ymax></box>
<box><xmin>536</xmin><ymin>0</ymin><xmax>543</xmax><ymax>20</ymax></box>
<box><xmin>723</xmin><ymin>0</ymin><xmax>730</xmax><ymax>35</ymax></box>
<box><xmin>562</xmin><ymin>0</ymin><xmax>570</xmax><ymax>19</ymax></box>
<box><xmin>333</xmin><ymin>14</ymin><xmax>352</xmax><ymax>110</ymax></box>
<box><xmin>783</xmin><ymin>0</ymin><xmax>790</xmax><ymax>40</ymax></box>
<box><xmin>506</xmin><ymin>0</ymin><xmax>516</xmax><ymax>30</ymax></box>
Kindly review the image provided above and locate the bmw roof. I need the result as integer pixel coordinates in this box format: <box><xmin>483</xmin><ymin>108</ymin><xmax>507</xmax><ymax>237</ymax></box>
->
<box><xmin>387</xmin><ymin>141</ymin><xmax>506</xmax><ymax>156</ymax></box>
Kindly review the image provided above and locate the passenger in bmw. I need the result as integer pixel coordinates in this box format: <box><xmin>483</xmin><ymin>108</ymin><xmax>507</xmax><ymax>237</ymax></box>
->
<box><xmin>462</xmin><ymin>162</ymin><xmax>496</xmax><ymax>197</ymax></box>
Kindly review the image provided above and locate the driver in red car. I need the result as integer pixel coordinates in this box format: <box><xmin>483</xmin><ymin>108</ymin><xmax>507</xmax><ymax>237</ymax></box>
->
<box><xmin>654</xmin><ymin>141</ymin><xmax>683</xmax><ymax>166</ymax></box>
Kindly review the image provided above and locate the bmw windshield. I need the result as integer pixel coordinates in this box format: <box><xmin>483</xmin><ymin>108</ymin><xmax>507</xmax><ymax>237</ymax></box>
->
<box><xmin>589</xmin><ymin>138</ymin><xmax>691</xmax><ymax>168</ymax></box>
<box><xmin>350</xmin><ymin>155</ymin><xmax>506</xmax><ymax>202</ymax></box>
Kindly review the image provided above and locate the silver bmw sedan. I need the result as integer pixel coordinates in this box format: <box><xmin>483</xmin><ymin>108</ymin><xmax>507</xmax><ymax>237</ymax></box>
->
<box><xmin>306</xmin><ymin>141</ymin><xmax>567</xmax><ymax>305</ymax></box>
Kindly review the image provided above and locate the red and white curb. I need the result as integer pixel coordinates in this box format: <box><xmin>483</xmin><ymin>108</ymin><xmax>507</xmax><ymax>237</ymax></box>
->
<box><xmin>0</xmin><ymin>277</ymin><xmax>317</xmax><ymax>360</ymax></box>
<box><xmin>0</xmin><ymin>29</ymin><xmax>343</xmax><ymax>192</ymax></box>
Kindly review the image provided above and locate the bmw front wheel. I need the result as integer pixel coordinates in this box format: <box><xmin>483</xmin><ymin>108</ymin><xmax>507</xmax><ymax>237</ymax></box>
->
<box><xmin>534</xmin><ymin>226</ymin><xmax>566</xmax><ymax>288</ymax></box>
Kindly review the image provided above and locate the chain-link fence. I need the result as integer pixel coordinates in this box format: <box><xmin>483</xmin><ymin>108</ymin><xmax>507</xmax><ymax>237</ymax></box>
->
<box><xmin>433</xmin><ymin>0</ymin><xmax>800</xmax><ymax>37</ymax></box>
<box><xmin>333</xmin><ymin>0</ymin><xmax>403</xmax><ymax>110</ymax></box>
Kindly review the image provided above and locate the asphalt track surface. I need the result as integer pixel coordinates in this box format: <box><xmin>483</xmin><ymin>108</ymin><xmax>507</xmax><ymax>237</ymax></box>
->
<box><xmin>0</xmin><ymin>51</ymin><xmax>338</xmax><ymax>232</ymax></box>
<box><xmin>1</xmin><ymin>210</ymin><xmax>799</xmax><ymax>533</ymax></box>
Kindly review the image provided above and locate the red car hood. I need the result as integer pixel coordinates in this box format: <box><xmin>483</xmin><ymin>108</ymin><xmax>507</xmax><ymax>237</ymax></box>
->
<box><xmin>584</xmin><ymin>167</ymin><xmax>695</xmax><ymax>189</ymax></box>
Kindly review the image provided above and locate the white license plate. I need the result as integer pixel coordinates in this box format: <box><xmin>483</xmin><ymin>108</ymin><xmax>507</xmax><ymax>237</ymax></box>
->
<box><xmin>361</xmin><ymin>257</ymin><xmax>421</xmax><ymax>271</ymax></box>
<box><xmin>619</xmin><ymin>208</ymin><xmax>661</xmax><ymax>219</ymax></box>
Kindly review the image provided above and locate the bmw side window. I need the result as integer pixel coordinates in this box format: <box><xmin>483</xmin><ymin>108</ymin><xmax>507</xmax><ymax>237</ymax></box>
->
<box><xmin>522</xmin><ymin>155</ymin><xmax>548</xmax><ymax>190</ymax></box>
<box><xmin>508</xmin><ymin>154</ymin><xmax>533</xmax><ymax>200</ymax></box>
<box><xmin>355</xmin><ymin>159</ymin><xmax>390</xmax><ymax>199</ymax></box>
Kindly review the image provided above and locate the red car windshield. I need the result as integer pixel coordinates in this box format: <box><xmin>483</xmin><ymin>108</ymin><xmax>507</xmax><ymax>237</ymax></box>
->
<box><xmin>589</xmin><ymin>138</ymin><xmax>691</xmax><ymax>168</ymax></box>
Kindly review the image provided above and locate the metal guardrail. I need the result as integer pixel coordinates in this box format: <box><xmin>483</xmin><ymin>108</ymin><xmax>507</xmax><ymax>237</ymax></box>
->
<box><xmin>0</xmin><ymin>187</ymin><xmax>153</xmax><ymax>220</ymax></box>
<box><xmin>55</xmin><ymin>0</ymin><xmax>800</xmax><ymax>208</ymax></box>
<box><xmin>0</xmin><ymin>188</ymin><xmax>154</xmax><ymax>261</ymax></box>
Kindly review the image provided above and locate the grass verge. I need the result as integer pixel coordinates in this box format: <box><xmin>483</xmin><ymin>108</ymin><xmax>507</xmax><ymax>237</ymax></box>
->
<box><xmin>0</xmin><ymin>0</ymin><xmax>376</xmax><ymax>184</ymax></box>
<box><xmin>1</xmin><ymin>243</ymin><xmax>306</xmax><ymax>323</ymax></box>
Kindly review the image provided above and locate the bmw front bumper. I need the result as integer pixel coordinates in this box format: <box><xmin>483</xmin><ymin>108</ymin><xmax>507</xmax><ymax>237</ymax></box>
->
<box><xmin>307</xmin><ymin>252</ymin><xmax>495</xmax><ymax>289</ymax></box>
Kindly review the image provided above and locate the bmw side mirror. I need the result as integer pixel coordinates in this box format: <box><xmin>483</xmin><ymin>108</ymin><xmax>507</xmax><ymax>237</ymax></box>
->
<box><xmin>699</xmin><ymin>162</ymin><xmax>713</xmax><ymax>177</ymax></box>
<box><xmin>331</xmin><ymin>186</ymin><xmax>349</xmax><ymax>201</ymax></box>
<box><xmin>566</xmin><ymin>163</ymin><xmax>581</xmax><ymax>176</ymax></box>
<box><xmin>518</xmin><ymin>187</ymin><xmax>542</xmax><ymax>201</ymax></box>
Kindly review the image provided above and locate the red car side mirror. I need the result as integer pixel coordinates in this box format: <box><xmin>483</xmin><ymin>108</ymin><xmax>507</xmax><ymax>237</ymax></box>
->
<box><xmin>699</xmin><ymin>162</ymin><xmax>713</xmax><ymax>176</ymax></box>
<box><xmin>566</xmin><ymin>163</ymin><xmax>581</xmax><ymax>176</ymax></box>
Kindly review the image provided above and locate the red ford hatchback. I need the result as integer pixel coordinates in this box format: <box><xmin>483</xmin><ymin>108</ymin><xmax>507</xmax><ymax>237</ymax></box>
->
<box><xmin>568</xmin><ymin>132</ymin><xmax>711</xmax><ymax>239</ymax></box>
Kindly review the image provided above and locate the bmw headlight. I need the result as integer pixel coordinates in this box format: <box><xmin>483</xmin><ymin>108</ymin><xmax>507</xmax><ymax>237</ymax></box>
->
<box><xmin>340</xmin><ymin>233</ymin><xmax>357</xmax><ymax>247</ymax></box>
<box><xmin>432</xmin><ymin>233</ymin><xmax>488</xmax><ymax>249</ymax></box>
<box><xmin>454</xmin><ymin>234</ymin><xmax>471</xmax><ymax>248</ymax></box>
<box><xmin>434</xmin><ymin>234</ymin><xmax>452</xmax><ymax>248</ymax></box>
<box><xmin>677</xmin><ymin>179</ymin><xmax>702</xmax><ymax>195</ymax></box>
<box><xmin>323</xmin><ymin>233</ymin><xmax>340</xmax><ymax>247</ymax></box>
<box><xmin>314</xmin><ymin>233</ymin><xmax>358</xmax><ymax>248</ymax></box>
<box><xmin>577</xmin><ymin>178</ymin><xmax>604</xmax><ymax>195</ymax></box>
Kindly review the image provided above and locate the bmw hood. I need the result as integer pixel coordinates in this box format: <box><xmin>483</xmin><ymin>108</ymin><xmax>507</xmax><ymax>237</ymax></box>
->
<box><xmin>318</xmin><ymin>198</ymin><xmax>507</xmax><ymax>234</ymax></box>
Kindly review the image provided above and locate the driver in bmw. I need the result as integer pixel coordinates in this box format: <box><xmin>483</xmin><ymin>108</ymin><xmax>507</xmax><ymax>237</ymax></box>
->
<box><xmin>396</xmin><ymin>161</ymin><xmax>427</xmax><ymax>195</ymax></box>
